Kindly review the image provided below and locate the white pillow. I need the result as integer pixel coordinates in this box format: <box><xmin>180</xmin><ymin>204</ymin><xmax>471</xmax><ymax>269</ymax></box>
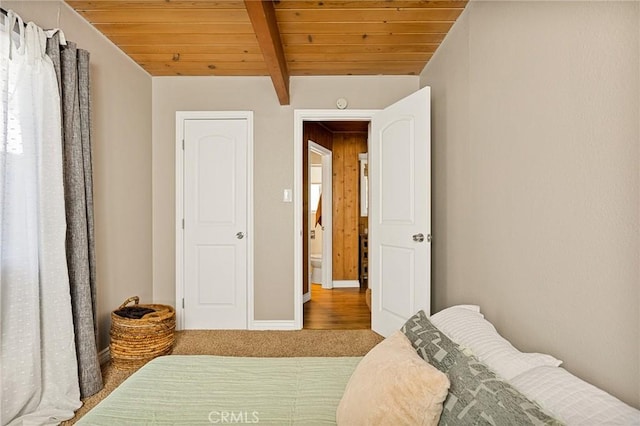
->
<box><xmin>430</xmin><ymin>305</ymin><xmax>562</xmax><ymax>380</ymax></box>
<box><xmin>510</xmin><ymin>366</ymin><xmax>640</xmax><ymax>425</ymax></box>
<box><xmin>442</xmin><ymin>304</ymin><xmax>481</xmax><ymax>313</ymax></box>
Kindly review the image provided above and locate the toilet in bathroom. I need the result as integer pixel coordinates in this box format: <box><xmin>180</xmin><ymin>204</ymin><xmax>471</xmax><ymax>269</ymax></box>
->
<box><xmin>310</xmin><ymin>254</ymin><xmax>322</xmax><ymax>284</ymax></box>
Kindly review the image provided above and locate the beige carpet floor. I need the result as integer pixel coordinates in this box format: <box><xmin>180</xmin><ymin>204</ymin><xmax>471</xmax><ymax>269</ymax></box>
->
<box><xmin>63</xmin><ymin>329</ymin><xmax>383</xmax><ymax>424</ymax></box>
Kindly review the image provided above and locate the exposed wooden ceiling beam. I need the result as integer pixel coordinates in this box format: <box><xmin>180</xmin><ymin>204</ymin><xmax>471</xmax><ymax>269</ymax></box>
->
<box><xmin>244</xmin><ymin>0</ymin><xmax>290</xmax><ymax>105</ymax></box>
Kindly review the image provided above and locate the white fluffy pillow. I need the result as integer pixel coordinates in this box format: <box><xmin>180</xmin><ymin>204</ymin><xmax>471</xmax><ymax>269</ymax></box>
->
<box><xmin>510</xmin><ymin>366</ymin><xmax>640</xmax><ymax>425</ymax></box>
<box><xmin>336</xmin><ymin>331</ymin><xmax>450</xmax><ymax>426</ymax></box>
<box><xmin>430</xmin><ymin>305</ymin><xmax>562</xmax><ymax>380</ymax></box>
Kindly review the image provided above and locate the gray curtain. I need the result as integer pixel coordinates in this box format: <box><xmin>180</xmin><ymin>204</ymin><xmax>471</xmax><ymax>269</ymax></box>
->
<box><xmin>47</xmin><ymin>33</ymin><xmax>103</xmax><ymax>398</ymax></box>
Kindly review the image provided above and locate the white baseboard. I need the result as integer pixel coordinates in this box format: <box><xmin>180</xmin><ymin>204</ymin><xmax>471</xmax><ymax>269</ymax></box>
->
<box><xmin>250</xmin><ymin>320</ymin><xmax>298</xmax><ymax>330</ymax></box>
<box><xmin>303</xmin><ymin>292</ymin><xmax>311</xmax><ymax>303</ymax></box>
<box><xmin>332</xmin><ymin>280</ymin><xmax>360</xmax><ymax>288</ymax></box>
<box><xmin>98</xmin><ymin>347</ymin><xmax>111</xmax><ymax>365</ymax></box>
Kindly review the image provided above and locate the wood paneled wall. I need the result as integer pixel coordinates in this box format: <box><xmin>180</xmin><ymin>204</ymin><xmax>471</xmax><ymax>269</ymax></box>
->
<box><xmin>332</xmin><ymin>132</ymin><xmax>368</xmax><ymax>281</ymax></box>
<box><xmin>302</xmin><ymin>122</ymin><xmax>368</xmax><ymax>291</ymax></box>
<box><xmin>302</xmin><ymin>123</ymin><xmax>332</xmax><ymax>294</ymax></box>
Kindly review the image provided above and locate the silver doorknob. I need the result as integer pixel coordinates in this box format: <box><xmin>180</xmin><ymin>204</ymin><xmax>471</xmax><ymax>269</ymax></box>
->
<box><xmin>412</xmin><ymin>233</ymin><xmax>425</xmax><ymax>242</ymax></box>
<box><xmin>236</xmin><ymin>232</ymin><xmax>245</xmax><ymax>240</ymax></box>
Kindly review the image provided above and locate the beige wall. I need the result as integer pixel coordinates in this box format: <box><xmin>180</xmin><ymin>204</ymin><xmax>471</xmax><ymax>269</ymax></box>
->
<box><xmin>152</xmin><ymin>76</ymin><xmax>419</xmax><ymax>319</ymax></box>
<box><xmin>6</xmin><ymin>1</ymin><xmax>153</xmax><ymax>351</ymax></box>
<box><xmin>421</xmin><ymin>1</ymin><xmax>639</xmax><ymax>407</ymax></box>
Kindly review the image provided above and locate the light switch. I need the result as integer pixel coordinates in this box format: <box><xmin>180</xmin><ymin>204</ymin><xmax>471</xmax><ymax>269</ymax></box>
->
<box><xmin>283</xmin><ymin>189</ymin><xmax>292</xmax><ymax>203</ymax></box>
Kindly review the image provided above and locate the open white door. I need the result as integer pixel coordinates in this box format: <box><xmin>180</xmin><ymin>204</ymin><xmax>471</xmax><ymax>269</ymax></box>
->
<box><xmin>370</xmin><ymin>87</ymin><xmax>431</xmax><ymax>337</ymax></box>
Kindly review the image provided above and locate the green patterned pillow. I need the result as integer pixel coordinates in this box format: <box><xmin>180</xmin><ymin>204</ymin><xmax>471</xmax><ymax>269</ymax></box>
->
<box><xmin>402</xmin><ymin>311</ymin><xmax>563</xmax><ymax>426</ymax></box>
<box><xmin>402</xmin><ymin>309</ymin><xmax>459</xmax><ymax>372</ymax></box>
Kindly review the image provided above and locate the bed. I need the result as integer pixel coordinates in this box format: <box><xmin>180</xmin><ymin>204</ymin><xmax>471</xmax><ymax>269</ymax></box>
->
<box><xmin>78</xmin><ymin>306</ymin><xmax>640</xmax><ymax>425</ymax></box>
<box><xmin>76</xmin><ymin>356</ymin><xmax>361</xmax><ymax>425</ymax></box>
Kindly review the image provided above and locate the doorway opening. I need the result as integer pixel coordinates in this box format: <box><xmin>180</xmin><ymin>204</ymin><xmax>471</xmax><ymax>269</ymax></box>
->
<box><xmin>296</xmin><ymin>114</ymin><xmax>373</xmax><ymax>330</ymax></box>
<box><xmin>307</xmin><ymin>141</ymin><xmax>332</xmax><ymax>294</ymax></box>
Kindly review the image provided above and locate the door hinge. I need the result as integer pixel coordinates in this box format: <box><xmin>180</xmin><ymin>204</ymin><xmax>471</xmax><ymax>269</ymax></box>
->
<box><xmin>182</xmin><ymin>219</ymin><xmax>184</xmax><ymax>229</ymax></box>
<box><xmin>182</xmin><ymin>139</ymin><xmax>185</xmax><ymax>150</ymax></box>
<box><xmin>182</xmin><ymin>298</ymin><xmax>184</xmax><ymax>309</ymax></box>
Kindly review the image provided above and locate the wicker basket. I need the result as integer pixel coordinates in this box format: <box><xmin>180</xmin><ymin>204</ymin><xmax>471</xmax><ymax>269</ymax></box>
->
<box><xmin>109</xmin><ymin>296</ymin><xmax>176</xmax><ymax>370</ymax></box>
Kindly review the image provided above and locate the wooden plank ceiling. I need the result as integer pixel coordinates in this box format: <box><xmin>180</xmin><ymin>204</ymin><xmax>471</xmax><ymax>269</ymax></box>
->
<box><xmin>65</xmin><ymin>0</ymin><xmax>467</xmax><ymax>104</ymax></box>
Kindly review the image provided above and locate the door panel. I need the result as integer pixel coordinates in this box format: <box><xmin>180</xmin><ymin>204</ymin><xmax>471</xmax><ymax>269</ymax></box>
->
<box><xmin>380</xmin><ymin>245</ymin><xmax>414</xmax><ymax>318</ymax></box>
<box><xmin>381</xmin><ymin>118</ymin><xmax>415</xmax><ymax>223</ymax></box>
<box><xmin>197</xmin><ymin>245</ymin><xmax>236</xmax><ymax>305</ymax></box>
<box><xmin>196</xmin><ymin>136</ymin><xmax>236</xmax><ymax>224</ymax></box>
<box><xmin>184</xmin><ymin>118</ymin><xmax>248</xmax><ymax>329</ymax></box>
<box><xmin>371</xmin><ymin>87</ymin><xmax>431</xmax><ymax>337</ymax></box>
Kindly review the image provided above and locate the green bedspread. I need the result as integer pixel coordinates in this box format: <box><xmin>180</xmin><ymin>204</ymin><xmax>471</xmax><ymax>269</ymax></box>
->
<box><xmin>77</xmin><ymin>355</ymin><xmax>361</xmax><ymax>425</ymax></box>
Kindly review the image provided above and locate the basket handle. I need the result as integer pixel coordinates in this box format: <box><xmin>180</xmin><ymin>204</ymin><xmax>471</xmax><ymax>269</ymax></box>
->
<box><xmin>119</xmin><ymin>296</ymin><xmax>140</xmax><ymax>309</ymax></box>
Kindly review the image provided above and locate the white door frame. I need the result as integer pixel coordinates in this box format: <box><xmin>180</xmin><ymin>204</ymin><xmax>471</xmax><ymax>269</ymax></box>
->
<box><xmin>293</xmin><ymin>109</ymin><xmax>378</xmax><ymax>329</ymax></box>
<box><xmin>175</xmin><ymin>111</ymin><xmax>254</xmax><ymax>331</ymax></box>
<box><xmin>308</xmin><ymin>141</ymin><xmax>332</xmax><ymax>291</ymax></box>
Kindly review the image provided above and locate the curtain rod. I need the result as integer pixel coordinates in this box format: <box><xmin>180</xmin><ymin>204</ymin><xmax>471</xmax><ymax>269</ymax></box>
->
<box><xmin>1</xmin><ymin>7</ymin><xmax>68</xmax><ymax>45</ymax></box>
<box><xmin>1</xmin><ymin>7</ymin><xmax>28</xmax><ymax>27</ymax></box>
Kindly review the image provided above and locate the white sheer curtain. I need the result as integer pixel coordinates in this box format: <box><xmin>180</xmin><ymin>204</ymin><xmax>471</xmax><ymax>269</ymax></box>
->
<box><xmin>0</xmin><ymin>11</ymin><xmax>81</xmax><ymax>425</ymax></box>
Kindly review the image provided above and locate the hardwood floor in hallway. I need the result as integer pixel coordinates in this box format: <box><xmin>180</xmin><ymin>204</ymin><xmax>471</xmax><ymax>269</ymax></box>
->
<box><xmin>303</xmin><ymin>284</ymin><xmax>371</xmax><ymax>330</ymax></box>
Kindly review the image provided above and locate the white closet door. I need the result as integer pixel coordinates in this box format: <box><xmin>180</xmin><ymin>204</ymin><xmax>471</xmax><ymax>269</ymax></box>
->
<box><xmin>183</xmin><ymin>118</ymin><xmax>248</xmax><ymax>329</ymax></box>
